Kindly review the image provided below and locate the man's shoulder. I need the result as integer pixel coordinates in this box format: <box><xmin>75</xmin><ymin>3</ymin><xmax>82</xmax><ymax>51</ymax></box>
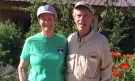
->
<box><xmin>68</xmin><ymin>32</ymin><xmax>77</xmax><ymax>38</ymax></box>
<box><xmin>68</xmin><ymin>32</ymin><xmax>78</xmax><ymax>40</ymax></box>
<box><xmin>93</xmin><ymin>31</ymin><xmax>108</xmax><ymax>43</ymax></box>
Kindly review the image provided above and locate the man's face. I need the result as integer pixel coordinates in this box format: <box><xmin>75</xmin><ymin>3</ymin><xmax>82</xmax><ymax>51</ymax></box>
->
<box><xmin>73</xmin><ymin>8</ymin><xmax>93</xmax><ymax>35</ymax></box>
<box><xmin>38</xmin><ymin>13</ymin><xmax>55</xmax><ymax>33</ymax></box>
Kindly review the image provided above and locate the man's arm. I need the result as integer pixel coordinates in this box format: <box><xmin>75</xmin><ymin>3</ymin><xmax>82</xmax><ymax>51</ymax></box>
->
<box><xmin>100</xmin><ymin>40</ymin><xmax>112</xmax><ymax>81</ymax></box>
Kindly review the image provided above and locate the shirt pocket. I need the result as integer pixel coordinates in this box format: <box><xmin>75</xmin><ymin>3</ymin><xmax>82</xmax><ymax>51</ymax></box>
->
<box><xmin>66</xmin><ymin>54</ymin><xmax>76</xmax><ymax>72</ymax></box>
<box><xmin>82</xmin><ymin>53</ymin><xmax>99</xmax><ymax>78</ymax></box>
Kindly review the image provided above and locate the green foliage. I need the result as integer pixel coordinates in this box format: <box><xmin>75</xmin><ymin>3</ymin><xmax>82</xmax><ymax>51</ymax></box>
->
<box><xmin>120</xmin><ymin>6</ymin><xmax>135</xmax><ymax>54</ymax></box>
<box><xmin>0</xmin><ymin>20</ymin><xmax>22</xmax><ymax>66</ymax></box>
<box><xmin>49</xmin><ymin>0</ymin><xmax>77</xmax><ymax>38</ymax></box>
<box><xmin>99</xmin><ymin>0</ymin><xmax>135</xmax><ymax>54</ymax></box>
<box><xmin>13</xmin><ymin>0</ymin><xmax>43</xmax><ymax>39</ymax></box>
<box><xmin>13</xmin><ymin>0</ymin><xmax>43</xmax><ymax>23</ymax></box>
<box><xmin>25</xmin><ymin>21</ymin><xmax>41</xmax><ymax>38</ymax></box>
<box><xmin>14</xmin><ymin>0</ymin><xmax>77</xmax><ymax>38</ymax></box>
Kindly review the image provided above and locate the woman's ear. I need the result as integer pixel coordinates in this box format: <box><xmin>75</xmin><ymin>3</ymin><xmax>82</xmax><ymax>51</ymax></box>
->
<box><xmin>72</xmin><ymin>15</ymin><xmax>75</xmax><ymax>22</ymax></box>
<box><xmin>37</xmin><ymin>17</ymin><xmax>40</xmax><ymax>22</ymax></box>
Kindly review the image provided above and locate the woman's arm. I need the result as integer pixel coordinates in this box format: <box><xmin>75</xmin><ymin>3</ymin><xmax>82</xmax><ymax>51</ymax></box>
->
<box><xmin>18</xmin><ymin>59</ymin><xmax>29</xmax><ymax>81</ymax></box>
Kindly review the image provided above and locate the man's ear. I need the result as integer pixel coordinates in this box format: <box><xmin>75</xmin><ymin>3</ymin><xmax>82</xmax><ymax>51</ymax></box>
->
<box><xmin>91</xmin><ymin>16</ymin><xmax>94</xmax><ymax>22</ymax></box>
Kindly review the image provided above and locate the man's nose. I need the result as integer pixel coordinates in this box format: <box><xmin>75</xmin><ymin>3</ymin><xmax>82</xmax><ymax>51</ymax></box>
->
<box><xmin>79</xmin><ymin>16</ymin><xmax>85</xmax><ymax>21</ymax></box>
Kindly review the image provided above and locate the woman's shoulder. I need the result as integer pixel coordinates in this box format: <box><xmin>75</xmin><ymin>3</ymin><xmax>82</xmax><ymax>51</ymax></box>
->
<box><xmin>26</xmin><ymin>33</ymin><xmax>41</xmax><ymax>41</ymax></box>
<box><xmin>56</xmin><ymin>34</ymin><xmax>67</xmax><ymax>41</ymax></box>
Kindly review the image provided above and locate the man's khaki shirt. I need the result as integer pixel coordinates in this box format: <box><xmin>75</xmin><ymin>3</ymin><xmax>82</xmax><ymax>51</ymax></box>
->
<box><xmin>66</xmin><ymin>29</ymin><xmax>112</xmax><ymax>81</ymax></box>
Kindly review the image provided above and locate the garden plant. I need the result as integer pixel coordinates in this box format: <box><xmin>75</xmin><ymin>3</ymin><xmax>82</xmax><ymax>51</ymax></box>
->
<box><xmin>0</xmin><ymin>20</ymin><xmax>22</xmax><ymax>67</ymax></box>
<box><xmin>111</xmin><ymin>52</ymin><xmax>135</xmax><ymax>81</ymax></box>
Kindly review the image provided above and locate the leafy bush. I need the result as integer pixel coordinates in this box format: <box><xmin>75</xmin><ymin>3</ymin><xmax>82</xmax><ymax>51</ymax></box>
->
<box><xmin>0</xmin><ymin>20</ymin><xmax>22</xmax><ymax>66</ymax></box>
<box><xmin>49</xmin><ymin>0</ymin><xmax>77</xmax><ymax>38</ymax></box>
<box><xmin>99</xmin><ymin>0</ymin><xmax>135</xmax><ymax>54</ymax></box>
<box><xmin>14</xmin><ymin>0</ymin><xmax>77</xmax><ymax>38</ymax></box>
<box><xmin>24</xmin><ymin>21</ymin><xmax>41</xmax><ymax>38</ymax></box>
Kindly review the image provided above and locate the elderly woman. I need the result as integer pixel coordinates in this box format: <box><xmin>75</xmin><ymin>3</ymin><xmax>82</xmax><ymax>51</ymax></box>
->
<box><xmin>18</xmin><ymin>5</ymin><xmax>67</xmax><ymax>81</ymax></box>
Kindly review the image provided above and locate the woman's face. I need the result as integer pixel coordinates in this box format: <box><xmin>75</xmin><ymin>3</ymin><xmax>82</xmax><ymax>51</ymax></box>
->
<box><xmin>38</xmin><ymin>13</ymin><xmax>55</xmax><ymax>33</ymax></box>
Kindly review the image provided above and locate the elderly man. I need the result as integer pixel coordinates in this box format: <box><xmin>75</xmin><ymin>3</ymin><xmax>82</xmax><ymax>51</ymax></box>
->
<box><xmin>66</xmin><ymin>1</ymin><xmax>112</xmax><ymax>81</ymax></box>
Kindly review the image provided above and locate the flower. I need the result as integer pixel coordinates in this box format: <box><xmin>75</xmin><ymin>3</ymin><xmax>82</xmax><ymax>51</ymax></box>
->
<box><xmin>110</xmin><ymin>52</ymin><xmax>115</xmax><ymax>57</ymax></box>
<box><xmin>112</xmin><ymin>66</ymin><xmax>116</xmax><ymax>71</ymax></box>
<box><xmin>112</xmin><ymin>51</ymin><xmax>134</xmax><ymax>80</ymax></box>
<box><xmin>117</xmin><ymin>73</ymin><xmax>123</xmax><ymax>79</ymax></box>
<box><xmin>112</xmin><ymin>71</ymin><xmax>123</xmax><ymax>79</ymax></box>
<box><xmin>124</xmin><ymin>54</ymin><xmax>132</xmax><ymax>59</ymax></box>
<box><xmin>119</xmin><ymin>63</ymin><xmax>130</xmax><ymax>70</ymax></box>
<box><xmin>110</xmin><ymin>52</ymin><xmax>121</xmax><ymax>57</ymax></box>
<box><xmin>112</xmin><ymin>71</ymin><xmax>120</xmax><ymax>76</ymax></box>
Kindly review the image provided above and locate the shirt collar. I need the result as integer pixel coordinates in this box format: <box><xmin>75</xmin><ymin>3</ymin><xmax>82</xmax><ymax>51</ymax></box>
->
<box><xmin>77</xmin><ymin>27</ymin><xmax>94</xmax><ymax>43</ymax></box>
